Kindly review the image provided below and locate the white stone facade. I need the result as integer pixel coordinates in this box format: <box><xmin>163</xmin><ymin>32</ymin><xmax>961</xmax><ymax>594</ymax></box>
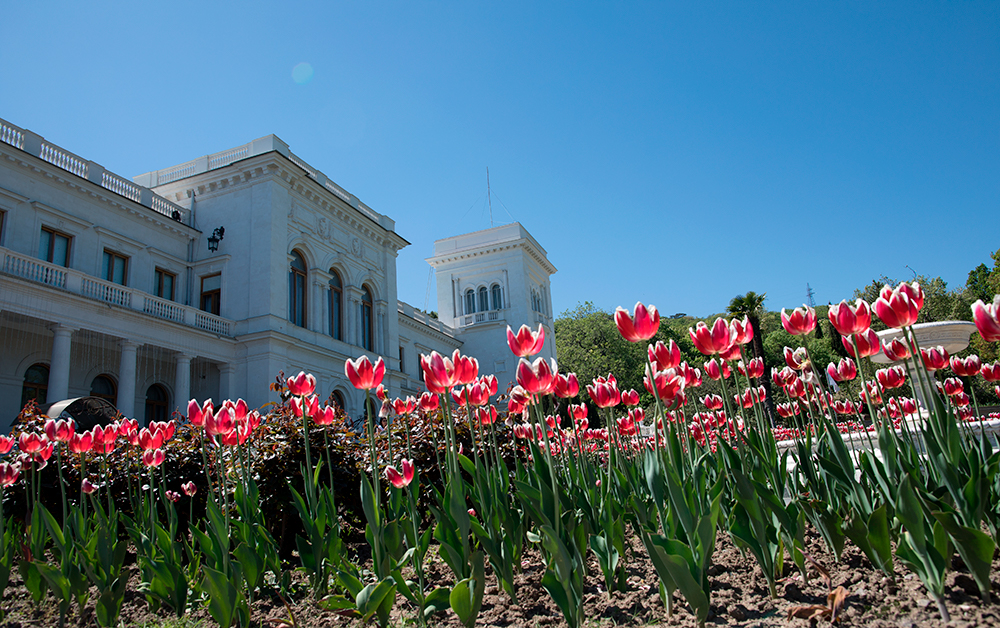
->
<box><xmin>0</xmin><ymin>117</ymin><xmax>556</xmax><ymax>431</ymax></box>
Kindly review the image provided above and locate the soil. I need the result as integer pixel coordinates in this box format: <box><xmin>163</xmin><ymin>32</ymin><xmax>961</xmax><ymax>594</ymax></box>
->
<box><xmin>2</xmin><ymin>529</ymin><xmax>1000</xmax><ymax>628</ymax></box>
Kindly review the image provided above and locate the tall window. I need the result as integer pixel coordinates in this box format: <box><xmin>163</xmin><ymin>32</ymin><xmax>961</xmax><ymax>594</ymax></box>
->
<box><xmin>399</xmin><ymin>346</ymin><xmax>405</xmax><ymax>374</ymax></box>
<box><xmin>102</xmin><ymin>250</ymin><xmax>129</xmax><ymax>285</ymax></box>
<box><xmin>39</xmin><ymin>227</ymin><xmax>71</xmax><ymax>267</ymax></box>
<box><xmin>289</xmin><ymin>251</ymin><xmax>307</xmax><ymax>327</ymax></box>
<box><xmin>464</xmin><ymin>289</ymin><xmax>476</xmax><ymax>315</ymax></box>
<box><xmin>332</xmin><ymin>390</ymin><xmax>346</xmax><ymax>412</ymax></box>
<box><xmin>155</xmin><ymin>268</ymin><xmax>176</xmax><ymax>301</ymax></box>
<box><xmin>90</xmin><ymin>375</ymin><xmax>117</xmax><ymax>403</ymax></box>
<box><xmin>21</xmin><ymin>363</ymin><xmax>49</xmax><ymax>409</ymax></box>
<box><xmin>478</xmin><ymin>287</ymin><xmax>489</xmax><ymax>312</ymax></box>
<box><xmin>0</xmin><ymin>210</ymin><xmax>6</xmax><ymax>245</ymax></box>
<box><xmin>491</xmin><ymin>284</ymin><xmax>503</xmax><ymax>310</ymax></box>
<box><xmin>361</xmin><ymin>286</ymin><xmax>374</xmax><ymax>351</ymax></box>
<box><xmin>145</xmin><ymin>384</ymin><xmax>169</xmax><ymax>425</ymax></box>
<box><xmin>329</xmin><ymin>270</ymin><xmax>343</xmax><ymax>340</ymax></box>
<box><xmin>531</xmin><ymin>289</ymin><xmax>541</xmax><ymax>313</ymax></box>
<box><xmin>200</xmin><ymin>273</ymin><xmax>221</xmax><ymax>315</ymax></box>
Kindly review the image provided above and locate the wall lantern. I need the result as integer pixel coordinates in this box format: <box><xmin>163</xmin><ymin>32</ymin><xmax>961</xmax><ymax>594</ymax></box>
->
<box><xmin>207</xmin><ymin>227</ymin><xmax>226</xmax><ymax>252</ymax></box>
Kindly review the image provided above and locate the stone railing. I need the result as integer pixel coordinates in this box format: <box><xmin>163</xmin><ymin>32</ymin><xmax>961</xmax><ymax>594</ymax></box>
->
<box><xmin>397</xmin><ymin>301</ymin><xmax>458</xmax><ymax>337</ymax></box>
<box><xmin>0</xmin><ymin>117</ymin><xmax>190</xmax><ymax>225</ymax></box>
<box><xmin>1</xmin><ymin>246</ymin><xmax>232</xmax><ymax>336</ymax></box>
<box><xmin>133</xmin><ymin>134</ymin><xmax>395</xmax><ymax>231</ymax></box>
<box><xmin>462</xmin><ymin>309</ymin><xmax>505</xmax><ymax>327</ymax></box>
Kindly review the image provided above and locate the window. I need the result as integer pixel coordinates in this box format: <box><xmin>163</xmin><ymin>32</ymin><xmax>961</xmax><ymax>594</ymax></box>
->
<box><xmin>145</xmin><ymin>384</ymin><xmax>169</xmax><ymax>425</ymax></box>
<box><xmin>399</xmin><ymin>346</ymin><xmax>405</xmax><ymax>374</ymax></box>
<box><xmin>0</xmin><ymin>210</ymin><xmax>5</xmax><ymax>245</ymax></box>
<box><xmin>39</xmin><ymin>227</ymin><xmax>71</xmax><ymax>267</ymax></box>
<box><xmin>200</xmin><ymin>273</ymin><xmax>221</xmax><ymax>315</ymax></box>
<box><xmin>21</xmin><ymin>363</ymin><xmax>49</xmax><ymax>409</ymax></box>
<box><xmin>478</xmin><ymin>287</ymin><xmax>489</xmax><ymax>312</ymax></box>
<box><xmin>155</xmin><ymin>268</ymin><xmax>176</xmax><ymax>301</ymax></box>
<box><xmin>491</xmin><ymin>284</ymin><xmax>503</xmax><ymax>310</ymax></box>
<box><xmin>329</xmin><ymin>270</ymin><xmax>343</xmax><ymax>340</ymax></box>
<box><xmin>289</xmin><ymin>251</ymin><xmax>307</xmax><ymax>327</ymax></box>
<box><xmin>102</xmin><ymin>250</ymin><xmax>128</xmax><ymax>285</ymax></box>
<box><xmin>90</xmin><ymin>375</ymin><xmax>117</xmax><ymax>403</ymax></box>
<box><xmin>464</xmin><ymin>289</ymin><xmax>476</xmax><ymax>315</ymax></box>
<box><xmin>332</xmin><ymin>390</ymin><xmax>346</xmax><ymax>412</ymax></box>
<box><xmin>361</xmin><ymin>286</ymin><xmax>374</xmax><ymax>351</ymax></box>
<box><xmin>531</xmin><ymin>289</ymin><xmax>540</xmax><ymax>313</ymax></box>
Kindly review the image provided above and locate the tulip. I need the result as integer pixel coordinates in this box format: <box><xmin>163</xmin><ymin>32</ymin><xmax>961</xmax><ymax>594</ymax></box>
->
<box><xmin>142</xmin><ymin>449</ymin><xmax>166</xmax><ymax>467</ymax></box>
<box><xmin>781</xmin><ymin>305</ymin><xmax>817</xmax><ymax>335</ymax></box>
<box><xmin>481</xmin><ymin>375</ymin><xmax>499</xmax><ymax>396</ymax></box>
<box><xmin>0</xmin><ymin>462</ymin><xmax>19</xmax><ymax>486</ymax></box>
<box><xmin>950</xmin><ymin>355</ymin><xmax>982</xmax><ymax>377</ymax></box>
<box><xmin>452</xmin><ymin>350</ymin><xmax>479</xmax><ymax>386</ymax></box>
<box><xmin>719</xmin><ymin>343</ymin><xmax>742</xmax><ymax>361</ymax></box>
<box><xmin>91</xmin><ymin>425</ymin><xmax>118</xmax><ymax>454</ymax></box>
<box><xmin>920</xmin><ymin>346</ymin><xmax>949</xmax><ymax>371</ymax></box>
<box><xmin>875</xmin><ymin>282</ymin><xmax>922</xmax><ymax>328</ymax></box>
<box><xmin>0</xmin><ymin>436</ymin><xmax>13</xmax><ymax>455</ymax></box>
<box><xmin>508</xmin><ymin>386</ymin><xmax>531</xmax><ymax>414</ymax></box>
<box><xmin>689</xmin><ymin>318</ymin><xmax>737</xmax><ymax>356</ymax></box>
<box><xmin>393</xmin><ymin>397</ymin><xmax>417</xmax><ymax>416</ymax></box>
<box><xmin>289</xmin><ymin>395</ymin><xmax>320</xmax><ymax>419</ymax></box>
<box><xmin>828</xmin><ymin>299</ymin><xmax>872</xmax><ymax>336</ymax></box>
<box><xmin>833</xmin><ymin>400</ymin><xmax>857</xmax><ymax>416</ymax></box>
<box><xmin>972</xmin><ymin>295</ymin><xmax>1000</xmax><ymax>342</ymax></box>
<box><xmin>18</xmin><ymin>433</ymin><xmax>48</xmax><ymax>454</ymax></box>
<box><xmin>476</xmin><ymin>406</ymin><xmax>498</xmax><ymax>426</ymax></box>
<box><xmin>44</xmin><ymin>418</ymin><xmax>75</xmax><ymax>443</ymax></box>
<box><xmin>421</xmin><ymin>351</ymin><xmax>458</xmax><ymax>393</ymax></box>
<box><xmin>553</xmin><ymin>373</ymin><xmax>580</xmax><ymax>399</ymax></box>
<box><xmin>187</xmin><ymin>399</ymin><xmax>213</xmax><ymax>426</ymax></box>
<box><xmin>287</xmin><ymin>371</ymin><xmax>317</xmax><ymax>396</ymax></box>
<box><xmin>740</xmin><ymin>357</ymin><xmax>765</xmax><ymax>380</ymax></box>
<box><xmin>900</xmin><ymin>398</ymin><xmax>919</xmax><ymax>415</ymax></box>
<box><xmin>165</xmin><ymin>490</ymin><xmax>181</xmax><ymax>503</ymax></box>
<box><xmin>957</xmin><ymin>406</ymin><xmax>974</xmax><ymax>421</ymax></box>
<box><xmin>344</xmin><ymin>357</ymin><xmax>385</xmax><ymax>391</ymax></box>
<box><xmin>182</xmin><ymin>481</ymin><xmax>197</xmax><ymax>496</ymax></box>
<box><xmin>882</xmin><ymin>338</ymin><xmax>911</xmax><ymax>362</ymax></box>
<box><xmin>375</xmin><ymin>384</ymin><xmax>388</xmax><ymax>402</ymax></box>
<box><xmin>513</xmin><ymin>424</ymin><xmax>530</xmax><ymax>439</ymax></box>
<box><xmin>81</xmin><ymin>478</ymin><xmax>96</xmax><ymax>494</ymax></box>
<box><xmin>731</xmin><ymin>316</ymin><xmax>754</xmax><ymax>345</ymax></box>
<box><xmin>507</xmin><ymin>324</ymin><xmax>546</xmax><ymax>357</ymax></box>
<box><xmin>701</xmin><ymin>394</ymin><xmax>724</xmax><ymax>411</ymax></box>
<box><xmin>827</xmin><ymin>357</ymin><xmax>857</xmax><ymax>383</ymax></box>
<box><xmin>616</xmin><ymin>416</ymin><xmax>637</xmax><ymax>437</ymax></box>
<box><xmin>621</xmin><ymin>389</ymin><xmax>640</xmax><ymax>406</ymax></box>
<box><xmin>418</xmin><ymin>391</ymin><xmax>440</xmax><ymax>413</ymax></box>
<box><xmin>982</xmin><ymin>362</ymin><xmax>1000</xmax><ymax>382</ymax></box>
<box><xmin>952</xmin><ymin>392</ymin><xmax>971</xmax><ymax>407</ymax></box>
<box><xmin>615</xmin><ymin>302</ymin><xmax>661</xmax><ymax>342</ymax></box>
<box><xmin>648</xmin><ymin>340</ymin><xmax>681</xmax><ymax>371</ymax></box>
<box><xmin>783</xmin><ymin>346</ymin><xmax>808</xmax><ymax>370</ymax></box>
<box><xmin>703</xmin><ymin>358</ymin><xmax>730</xmax><ymax>381</ymax></box>
<box><xmin>643</xmin><ymin>367</ymin><xmax>686</xmax><ymax>403</ymax></box>
<box><xmin>587</xmin><ymin>374</ymin><xmax>621</xmax><ymax>408</ymax></box>
<box><xmin>943</xmin><ymin>377</ymin><xmax>964</xmax><ymax>397</ymax></box>
<box><xmin>138</xmin><ymin>428</ymin><xmax>164</xmax><ymax>451</ymax></box>
<box><xmin>517</xmin><ymin>357</ymin><xmax>558</xmax><ymax>395</ymax></box>
<box><xmin>875</xmin><ymin>366</ymin><xmax>906</xmax><ymax>390</ymax></box>
<box><xmin>681</xmin><ymin>363</ymin><xmax>703</xmax><ymax>387</ymax></box>
<box><xmin>842</xmin><ymin>329</ymin><xmax>882</xmax><ymax>359</ymax></box>
<box><xmin>314</xmin><ymin>405</ymin><xmax>337</xmax><ymax>426</ymax></box>
<box><xmin>385</xmin><ymin>459</ymin><xmax>415</xmax><ymax>488</ymax></box>
<box><xmin>205</xmin><ymin>406</ymin><xmax>237</xmax><ymax>437</ymax></box>
<box><xmin>785</xmin><ymin>377</ymin><xmax>806</xmax><ymax>399</ymax></box>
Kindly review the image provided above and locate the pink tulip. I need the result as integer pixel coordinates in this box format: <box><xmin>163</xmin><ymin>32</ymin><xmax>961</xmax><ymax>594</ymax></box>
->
<box><xmin>138</xmin><ymin>428</ymin><xmax>164</xmax><ymax>451</ymax></box>
<box><xmin>827</xmin><ymin>358</ymin><xmax>857</xmax><ymax>382</ymax></box>
<box><xmin>182</xmin><ymin>481</ymin><xmax>198</xmax><ymax>496</ymax></box>
<box><xmin>982</xmin><ymin>362</ymin><xmax>1000</xmax><ymax>382</ymax></box>
<box><xmin>643</xmin><ymin>367</ymin><xmax>685</xmax><ymax>403</ymax></box>
<box><xmin>648</xmin><ymin>339</ymin><xmax>681</xmax><ymax>371</ymax></box>
<box><xmin>476</xmin><ymin>406</ymin><xmax>498</xmax><ymax>426</ymax></box>
<box><xmin>44</xmin><ymin>418</ymin><xmax>75</xmax><ymax>443</ymax></box>
<box><xmin>287</xmin><ymin>371</ymin><xmax>317</xmax><ymax>396</ymax></box>
<box><xmin>393</xmin><ymin>397</ymin><xmax>417</xmax><ymax>415</ymax></box>
<box><xmin>875</xmin><ymin>282</ymin><xmax>923</xmax><ymax>329</ymax></box>
<box><xmin>18</xmin><ymin>433</ymin><xmax>48</xmax><ymax>454</ymax></box>
<box><xmin>943</xmin><ymin>377</ymin><xmax>964</xmax><ymax>397</ymax></box>
<box><xmin>187</xmin><ymin>399</ymin><xmax>213</xmax><ymax>426</ymax></box>
<box><xmin>205</xmin><ymin>406</ymin><xmax>236</xmax><ymax>437</ymax></box>
<box><xmin>781</xmin><ymin>305</ymin><xmax>817</xmax><ymax>336</ymax></box>
<box><xmin>882</xmin><ymin>338</ymin><xmax>911</xmax><ymax>362</ymax></box>
<box><xmin>507</xmin><ymin>324</ymin><xmax>546</xmax><ymax>357</ymax></box>
<box><xmin>615</xmin><ymin>302</ymin><xmax>660</xmax><ymax>343</ymax></box>
<box><xmin>313</xmin><ymin>406</ymin><xmax>337</xmax><ymax>426</ymax></box>
<box><xmin>0</xmin><ymin>462</ymin><xmax>19</xmax><ymax>486</ymax></box>
<box><xmin>142</xmin><ymin>449</ymin><xmax>165</xmax><ymax>467</ymax></box>
<box><xmin>587</xmin><ymin>375</ymin><xmax>620</xmax><ymax>408</ymax></box>
<box><xmin>701</xmin><ymin>394</ymin><xmax>723</xmax><ymax>411</ymax></box>
<box><xmin>81</xmin><ymin>478</ymin><xmax>96</xmax><ymax>494</ymax></box>
<box><xmin>783</xmin><ymin>347</ymin><xmax>808</xmax><ymax>371</ymax></box>
<box><xmin>689</xmin><ymin>318</ymin><xmax>737</xmax><ymax>356</ymax></box>
<box><xmin>875</xmin><ymin>366</ymin><xmax>906</xmax><ymax>390</ymax></box>
<box><xmin>166</xmin><ymin>491</ymin><xmax>181</xmax><ymax>503</ymax></box>
<box><xmin>570</xmin><ymin>403</ymin><xmax>588</xmax><ymax>421</ymax></box>
<box><xmin>920</xmin><ymin>346</ymin><xmax>949</xmax><ymax>371</ymax></box>
<box><xmin>418</xmin><ymin>392</ymin><xmax>440</xmax><ymax>413</ymax></box>
<box><xmin>345</xmin><ymin>357</ymin><xmax>385</xmax><ymax>391</ymax></box>
<box><xmin>951</xmin><ymin>355</ymin><xmax>982</xmax><ymax>377</ymax></box>
<box><xmin>731</xmin><ymin>316</ymin><xmax>754</xmax><ymax>345</ymax></box>
<box><xmin>517</xmin><ymin>357</ymin><xmax>558</xmax><ymax>395</ymax></box>
<box><xmin>776</xmin><ymin>403</ymin><xmax>799</xmax><ymax>419</ymax></box>
<box><xmin>972</xmin><ymin>295</ymin><xmax>1000</xmax><ymax>342</ymax></box>
<box><xmin>553</xmin><ymin>373</ymin><xmax>580</xmax><ymax>399</ymax></box>
<box><xmin>842</xmin><ymin>329</ymin><xmax>882</xmax><ymax>359</ymax></box>
<box><xmin>0</xmin><ymin>436</ymin><xmax>13</xmax><ymax>455</ymax></box>
<box><xmin>385</xmin><ymin>459</ymin><xmax>415</xmax><ymax>488</ymax></box>
<box><xmin>828</xmin><ymin>299</ymin><xmax>872</xmax><ymax>336</ymax></box>
<box><xmin>621</xmin><ymin>389</ymin><xmax>640</xmax><ymax>406</ymax></box>
<box><xmin>616</xmin><ymin>416</ymin><xmax>637</xmax><ymax>437</ymax></box>
<box><xmin>421</xmin><ymin>351</ymin><xmax>458</xmax><ymax>393</ymax></box>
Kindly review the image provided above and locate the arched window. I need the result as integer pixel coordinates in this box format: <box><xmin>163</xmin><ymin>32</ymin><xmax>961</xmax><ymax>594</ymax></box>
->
<box><xmin>91</xmin><ymin>375</ymin><xmax>117</xmax><ymax>403</ymax></box>
<box><xmin>362</xmin><ymin>285</ymin><xmax>374</xmax><ymax>352</ymax></box>
<box><xmin>478</xmin><ymin>286</ymin><xmax>489</xmax><ymax>312</ymax></box>
<box><xmin>332</xmin><ymin>390</ymin><xmax>346</xmax><ymax>411</ymax></box>
<box><xmin>531</xmin><ymin>289</ymin><xmax>540</xmax><ymax>313</ymax></box>
<box><xmin>329</xmin><ymin>270</ymin><xmax>343</xmax><ymax>341</ymax></box>
<box><xmin>491</xmin><ymin>284</ymin><xmax>503</xmax><ymax>310</ymax></box>
<box><xmin>21</xmin><ymin>363</ymin><xmax>49</xmax><ymax>409</ymax></box>
<box><xmin>145</xmin><ymin>384</ymin><xmax>169</xmax><ymax>425</ymax></box>
<box><xmin>464</xmin><ymin>289</ymin><xmax>476</xmax><ymax>315</ymax></box>
<box><xmin>289</xmin><ymin>251</ymin><xmax>307</xmax><ymax>327</ymax></box>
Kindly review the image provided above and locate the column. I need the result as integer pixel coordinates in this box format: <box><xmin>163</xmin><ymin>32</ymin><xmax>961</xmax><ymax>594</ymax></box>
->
<box><xmin>117</xmin><ymin>340</ymin><xmax>138</xmax><ymax>419</ymax></box>
<box><xmin>48</xmin><ymin>324</ymin><xmax>76</xmax><ymax>402</ymax></box>
<box><xmin>219</xmin><ymin>363</ymin><xmax>236</xmax><ymax>401</ymax></box>
<box><xmin>174</xmin><ymin>354</ymin><xmax>192</xmax><ymax>413</ymax></box>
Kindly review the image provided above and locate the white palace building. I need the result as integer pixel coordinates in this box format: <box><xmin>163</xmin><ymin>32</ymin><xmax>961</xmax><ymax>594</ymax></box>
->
<box><xmin>0</xmin><ymin>117</ymin><xmax>557</xmax><ymax>431</ymax></box>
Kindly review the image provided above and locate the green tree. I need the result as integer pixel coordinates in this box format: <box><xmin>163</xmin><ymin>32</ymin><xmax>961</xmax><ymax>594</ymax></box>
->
<box><xmin>727</xmin><ymin>292</ymin><xmax>776</xmax><ymax>424</ymax></box>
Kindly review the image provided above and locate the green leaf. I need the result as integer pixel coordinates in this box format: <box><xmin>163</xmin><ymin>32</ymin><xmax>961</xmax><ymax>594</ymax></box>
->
<box><xmin>423</xmin><ymin>587</ymin><xmax>452</xmax><ymax>616</ymax></box>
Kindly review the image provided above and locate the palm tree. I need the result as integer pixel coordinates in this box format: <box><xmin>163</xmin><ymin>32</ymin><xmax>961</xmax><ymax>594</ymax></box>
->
<box><xmin>728</xmin><ymin>291</ymin><xmax>776</xmax><ymax>426</ymax></box>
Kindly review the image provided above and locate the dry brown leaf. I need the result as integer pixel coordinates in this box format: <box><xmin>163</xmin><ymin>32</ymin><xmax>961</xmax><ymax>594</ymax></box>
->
<box><xmin>787</xmin><ymin>604</ymin><xmax>831</xmax><ymax>621</ymax></box>
<box><xmin>828</xmin><ymin>585</ymin><xmax>850</xmax><ymax>622</ymax></box>
<box><xmin>804</xmin><ymin>551</ymin><xmax>832</xmax><ymax>589</ymax></box>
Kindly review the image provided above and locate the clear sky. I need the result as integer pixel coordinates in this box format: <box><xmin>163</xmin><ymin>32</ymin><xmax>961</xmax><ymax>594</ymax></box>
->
<box><xmin>2</xmin><ymin>2</ymin><xmax>997</xmax><ymax>320</ymax></box>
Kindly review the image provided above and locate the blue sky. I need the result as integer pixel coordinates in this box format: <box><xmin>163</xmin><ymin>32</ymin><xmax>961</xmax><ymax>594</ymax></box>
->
<box><xmin>2</xmin><ymin>2</ymin><xmax>997</xmax><ymax>319</ymax></box>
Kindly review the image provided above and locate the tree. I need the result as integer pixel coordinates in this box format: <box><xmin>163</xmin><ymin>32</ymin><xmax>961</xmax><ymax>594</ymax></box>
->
<box><xmin>728</xmin><ymin>292</ymin><xmax>777</xmax><ymax>424</ymax></box>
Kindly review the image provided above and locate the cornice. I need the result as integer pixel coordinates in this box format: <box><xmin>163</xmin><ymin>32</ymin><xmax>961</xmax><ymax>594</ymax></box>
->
<box><xmin>427</xmin><ymin>239</ymin><xmax>557</xmax><ymax>275</ymax></box>
<box><xmin>398</xmin><ymin>312</ymin><xmax>462</xmax><ymax>346</ymax></box>
<box><xmin>1</xmin><ymin>146</ymin><xmax>201</xmax><ymax>239</ymax></box>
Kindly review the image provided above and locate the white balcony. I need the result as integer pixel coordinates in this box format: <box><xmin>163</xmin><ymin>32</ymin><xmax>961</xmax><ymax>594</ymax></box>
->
<box><xmin>461</xmin><ymin>309</ymin><xmax>505</xmax><ymax>327</ymax></box>
<box><xmin>1</xmin><ymin>246</ymin><xmax>232</xmax><ymax>336</ymax></box>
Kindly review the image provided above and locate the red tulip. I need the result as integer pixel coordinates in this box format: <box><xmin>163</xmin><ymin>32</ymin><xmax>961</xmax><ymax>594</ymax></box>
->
<box><xmin>517</xmin><ymin>357</ymin><xmax>558</xmax><ymax>395</ymax></box>
<box><xmin>418</xmin><ymin>392</ymin><xmax>440</xmax><ymax>413</ymax></box>
<box><xmin>0</xmin><ymin>462</ymin><xmax>19</xmax><ymax>486</ymax></box>
<box><xmin>91</xmin><ymin>425</ymin><xmax>118</xmax><ymax>454</ymax></box>
<box><xmin>587</xmin><ymin>374</ymin><xmax>621</xmax><ymax>408</ymax></box>
<box><xmin>375</xmin><ymin>384</ymin><xmax>388</xmax><ymax>402</ymax></box>
<box><xmin>827</xmin><ymin>357</ymin><xmax>857</xmax><ymax>382</ymax></box>
<box><xmin>18</xmin><ymin>433</ymin><xmax>48</xmax><ymax>454</ymax></box>
<box><xmin>785</xmin><ymin>377</ymin><xmax>806</xmax><ymax>399</ymax></box>
<box><xmin>643</xmin><ymin>367</ymin><xmax>685</xmax><ymax>403</ymax></box>
<box><xmin>570</xmin><ymin>403</ymin><xmax>588</xmax><ymax>421</ymax></box>
<box><xmin>508</xmin><ymin>386</ymin><xmax>530</xmax><ymax>414</ymax></box>
<box><xmin>621</xmin><ymin>389</ymin><xmax>640</xmax><ymax>406</ymax></box>
<box><xmin>982</xmin><ymin>362</ymin><xmax>1000</xmax><ymax>382</ymax></box>
<box><xmin>920</xmin><ymin>346</ymin><xmax>949</xmax><ymax>371</ymax></box>
<box><xmin>289</xmin><ymin>394</ymin><xmax>320</xmax><ymax>419</ymax></box>
<box><xmin>701</xmin><ymin>394</ymin><xmax>723</xmax><ymax>411</ymax></box>
<box><xmin>842</xmin><ymin>329</ymin><xmax>881</xmax><ymax>359</ymax></box>
<box><xmin>616</xmin><ymin>415</ymin><xmax>637</xmax><ymax>437</ymax></box>
<box><xmin>451</xmin><ymin>350</ymin><xmax>479</xmax><ymax>386</ymax></box>
<box><xmin>900</xmin><ymin>398</ymin><xmax>919</xmax><ymax>415</ymax></box>
<box><xmin>689</xmin><ymin>318</ymin><xmax>737</xmax><ymax>356</ymax></box>
<box><xmin>703</xmin><ymin>358</ymin><xmax>730</xmax><ymax>381</ymax></box>
<box><xmin>734</xmin><ymin>389</ymin><xmax>755</xmax><ymax>409</ymax></box>
<box><xmin>783</xmin><ymin>347</ymin><xmax>808</xmax><ymax>371</ymax></box>
<box><xmin>476</xmin><ymin>406</ymin><xmax>498</xmax><ymax>426</ymax></box>
<box><xmin>182</xmin><ymin>481</ymin><xmax>197</xmax><ymax>496</ymax></box>
<box><xmin>345</xmin><ymin>357</ymin><xmax>385</xmax><ymax>391</ymax></box>
<box><xmin>205</xmin><ymin>406</ymin><xmax>237</xmax><ymax>437</ymax></box>
<box><xmin>972</xmin><ymin>295</ymin><xmax>1000</xmax><ymax>342</ymax></box>
<box><xmin>828</xmin><ymin>299</ymin><xmax>872</xmax><ymax>336</ymax></box>
<box><xmin>138</xmin><ymin>428</ymin><xmax>164</xmax><ymax>451</ymax></box>
<box><xmin>738</xmin><ymin>357</ymin><xmax>765</xmax><ymax>380</ymax></box>
<box><xmin>513</xmin><ymin>424</ymin><xmax>530</xmax><ymax>439</ymax></box>
<box><xmin>421</xmin><ymin>351</ymin><xmax>457</xmax><ymax>393</ymax></box>
<box><xmin>875</xmin><ymin>282</ymin><xmax>922</xmax><ymax>329</ymax></box>
<box><xmin>187</xmin><ymin>399</ymin><xmax>213</xmax><ymax>426</ymax></box>
<box><xmin>81</xmin><ymin>478</ymin><xmax>96</xmax><ymax>494</ymax></box>
<box><xmin>882</xmin><ymin>338</ymin><xmax>911</xmax><ymax>362</ymax></box>
<box><xmin>615</xmin><ymin>302</ymin><xmax>661</xmax><ymax>342</ymax></box>
<box><xmin>0</xmin><ymin>436</ymin><xmax>14</xmax><ymax>455</ymax></box>
<box><xmin>44</xmin><ymin>418</ymin><xmax>75</xmax><ymax>443</ymax></box>
<box><xmin>875</xmin><ymin>366</ymin><xmax>906</xmax><ymax>390</ymax></box>
<box><xmin>719</xmin><ymin>343</ymin><xmax>742</xmax><ymax>362</ymax></box>
<box><xmin>943</xmin><ymin>377</ymin><xmax>964</xmax><ymax>397</ymax></box>
<box><xmin>950</xmin><ymin>355</ymin><xmax>982</xmax><ymax>377</ymax></box>
<box><xmin>166</xmin><ymin>491</ymin><xmax>181</xmax><ymax>503</ymax></box>
<box><xmin>142</xmin><ymin>449</ymin><xmax>166</xmax><ymax>468</ymax></box>
<box><xmin>481</xmin><ymin>375</ymin><xmax>499</xmax><ymax>396</ymax></box>
<box><xmin>287</xmin><ymin>371</ymin><xmax>317</xmax><ymax>396</ymax></box>
<box><xmin>957</xmin><ymin>406</ymin><xmax>974</xmax><ymax>421</ymax></box>
<box><xmin>648</xmin><ymin>340</ymin><xmax>681</xmax><ymax>371</ymax></box>
<box><xmin>833</xmin><ymin>400</ymin><xmax>857</xmax><ymax>416</ymax></box>
<box><xmin>507</xmin><ymin>324</ymin><xmax>546</xmax><ymax>357</ymax></box>
<box><xmin>313</xmin><ymin>406</ymin><xmax>336</xmax><ymax>426</ymax></box>
<box><xmin>553</xmin><ymin>373</ymin><xmax>580</xmax><ymax>399</ymax></box>
<box><xmin>952</xmin><ymin>392</ymin><xmax>971</xmax><ymax>407</ymax></box>
<box><xmin>393</xmin><ymin>396</ymin><xmax>417</xmax><ymax>416</ymax></box>
<box><xmin>781</xmin><ymin>305</ymin><xmax>817</xmax><ymax>336</ymax></box>
<box><xmin>386</xmin><ymin>459</ymin><xmax>415</xmax><ymax>488</ymax></box>
<box><xmin>731</xmin><ymin>316</ymin><xmax>754</xmax><ymax>345</ymax></box>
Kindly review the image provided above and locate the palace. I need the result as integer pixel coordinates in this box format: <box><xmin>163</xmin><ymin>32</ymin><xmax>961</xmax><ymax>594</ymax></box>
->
<box><xmin>0</xmin><ymin>118</ymin><xmax>556</xmax><ymax>430</ymax></box>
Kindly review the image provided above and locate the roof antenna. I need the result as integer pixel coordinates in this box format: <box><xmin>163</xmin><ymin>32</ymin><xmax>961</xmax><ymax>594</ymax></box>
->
<box><xmin>905</xmin><ymin>265</ymin><xmax>917</xmax><ymax>280</ymax></box>
<box><xmin>806</xmin><ymin>283</ymin><xmax>816</xmax><ymax>307</ymax></box>
<box><xmin>487</xmin><ymin>167</ymin><xmax>494</xmax><ymax>228</ymax></box>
